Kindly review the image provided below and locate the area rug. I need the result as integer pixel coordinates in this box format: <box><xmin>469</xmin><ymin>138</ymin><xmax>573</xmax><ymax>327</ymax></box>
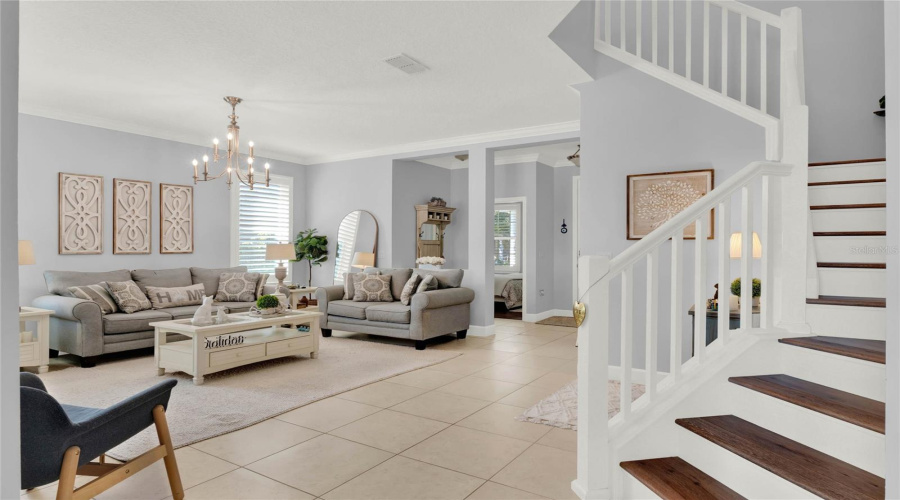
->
<box><xmin>37</xmin><ymin>337</ymin><xmax>459</xmax><ymax>461</ymax></box>
<box><xmin>536</xmin><ymin>316</ymin><xmax>577</xmax><ymax>328</ymax></box>
<box><xmin>516</xmin><ymin>380</ymin><xmax>645</xmax><ymax>430</ymax></box>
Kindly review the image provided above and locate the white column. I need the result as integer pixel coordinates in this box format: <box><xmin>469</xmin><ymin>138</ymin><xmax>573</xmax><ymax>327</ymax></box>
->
<box><xmin>466</xmin><ymin>147</ymin><xmax>495</xmax><ymax>335</ymax></box>
<box><xmin>0</xmin><ymin>1</ymin><xmax>19</xmax><ymax>495</ymax></box>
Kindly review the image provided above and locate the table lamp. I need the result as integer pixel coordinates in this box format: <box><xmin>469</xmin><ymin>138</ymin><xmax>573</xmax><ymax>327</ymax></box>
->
<box><xmin>729</xmin><ymin>232</ymin><xmax>762</xmax><ymax>259</ymax></box>
<box><xmin>351</xmin><ymin>252</ymin><xmax>375</xmax><ymax>269</ymax></box>
<box><xmin>19</xmin><ymin>240</ymin><xmax>35</xmax><ymax>266</ymax></box>
<box><xmin>266</xmin><ymin>243</ymin><xmax>296</xmax><ymax>287</ymax></box>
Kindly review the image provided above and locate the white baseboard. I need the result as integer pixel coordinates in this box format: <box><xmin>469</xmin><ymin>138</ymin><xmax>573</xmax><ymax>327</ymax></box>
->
<box><xmin>522</xmin><ymin>308</ymin><xmax>574</xmax><ymax>323</ymax></box>
<box><xmin>468</xmin><ymin>324</ymin><xmax>496</xmax><ymax>337</ymax></box>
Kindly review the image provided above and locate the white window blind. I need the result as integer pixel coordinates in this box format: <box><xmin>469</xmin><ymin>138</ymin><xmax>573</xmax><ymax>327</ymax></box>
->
<box><xmin>494</xmin><ymin>203</ymin><xmax>521</xmax><ymax>273</ymax></box>
<box><xmin>333</xmin><ymin>210</ymin><xmax>360</xmax><ymax>282</ymax></box>
<box><xmin>234</xmin><ymin>175</ymin><xmax>293</xmax><ymax>279</ymax></box>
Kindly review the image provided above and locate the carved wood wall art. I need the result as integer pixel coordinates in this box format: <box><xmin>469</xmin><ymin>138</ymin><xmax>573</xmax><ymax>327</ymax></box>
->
<box><xmin>160</xmin><ymin>183</ymin><xmax>194</xmax><ymax>254</ymax></box>
<box><xmin>113</xmin><ymin>179</ymin><xmax>152</xmax><ymax>254</ymax></box>
<box><xmin>58</xmin><ymin>172</ymin><xmax>104</xmax><ymax>254</ymax></box>
<box><xmin>627</xmin><ymin>169</ymin><xmax>715</xmax><ymax>240</ymax></box>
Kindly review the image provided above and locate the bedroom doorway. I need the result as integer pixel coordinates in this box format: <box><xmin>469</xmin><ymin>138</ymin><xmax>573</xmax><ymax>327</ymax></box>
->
<box><xmin>494</xmin><ymin>198</ymin><xmax>525</xmax><ymax>320</ymax></box>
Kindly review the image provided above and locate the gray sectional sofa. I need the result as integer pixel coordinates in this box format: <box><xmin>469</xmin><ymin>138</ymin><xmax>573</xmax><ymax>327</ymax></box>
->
<box><xmin>315</xmin><ymin>267</ymin><xmax>475</xmax><ymax>350</ymax></box>
<box><xmin>32</xmin><ymin>266</ymin><xmax>270</xmax><ymax>367</ymax></box>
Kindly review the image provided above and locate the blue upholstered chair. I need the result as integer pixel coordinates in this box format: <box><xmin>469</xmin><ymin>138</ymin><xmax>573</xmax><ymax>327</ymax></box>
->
<box><xmin>20</xmin><ymin>373</ymin><xmax>184</xmax><ymax>500</ymax></box>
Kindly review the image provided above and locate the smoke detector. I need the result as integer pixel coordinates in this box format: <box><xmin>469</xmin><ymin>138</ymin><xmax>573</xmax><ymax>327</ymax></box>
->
<box><xmin>384</xmin><ymin>54</ymin><xmax>429</xmax><ymax>75</ymax></box>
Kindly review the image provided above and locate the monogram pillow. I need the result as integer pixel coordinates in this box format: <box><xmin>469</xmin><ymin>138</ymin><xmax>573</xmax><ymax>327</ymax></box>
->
<box><xmin>400</xmin><ymin>275</ymin><xmax>421</xmax><ymax>306</ymax></box>
<box><xmin>352</xmin><ymin>274</ymin><xmax>393</xmax><ymax>302</ymax></box>
<box><xmin>216</xmin><ymin>272</ymin><xmax>262</xmax><ymax>302</ymax></box>
<box><xmin>104</xmin><ymin>280</ymin><xmax>152</xmax><ymax>314</ymax></box>
<box><xmin>145</xmin><ymin>284</ymin><xmax>207</xmax><ymax>310</ymax></box>
<box><xmin>415</xmin><ymin>275</ymin><xmax>438</xmax><ymax>294</ymax></box>
<box><xmin>68</xmin><ymin>284</ymin><xmax>119</xmax><ymax>314</ymax></box>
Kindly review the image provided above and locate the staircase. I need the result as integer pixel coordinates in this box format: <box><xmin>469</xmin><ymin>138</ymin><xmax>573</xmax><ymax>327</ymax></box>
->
<box><xmin>572</xmin><ymin>1</ymin><xmax>888</xmax><ymax>499</ymax></box>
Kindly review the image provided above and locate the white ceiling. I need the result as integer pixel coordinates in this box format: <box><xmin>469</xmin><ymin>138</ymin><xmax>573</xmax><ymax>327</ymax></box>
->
<box><xmin>417</xmin><ymin>140</ymin><xmax>580</xmax><ymax>169</ymax></box>
<box><xmin>20</xmin><ymin>1</ymin><xmax>589</xmax><ymax>165</ymax></box>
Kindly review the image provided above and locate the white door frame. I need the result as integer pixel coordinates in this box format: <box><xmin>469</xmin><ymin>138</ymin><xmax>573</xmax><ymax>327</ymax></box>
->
<box><xmin>495</xmin><ymin>196</ymin><xmax>527</xmax><ymax>320</ymax></box>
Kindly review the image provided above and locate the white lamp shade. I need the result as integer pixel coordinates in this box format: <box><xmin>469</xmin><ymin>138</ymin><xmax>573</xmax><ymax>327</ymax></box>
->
<box><xmin>729</xmin><ymin>232</ymin><xmax>762</xmax><ymax>259</ymax></box>
<box><xmin>351</xmin><ymin>252</ymin><xmax>375</xmax><ymax>269</ymax></box>
<box><xmin>265</xmin><ymin>243</ymin><xmax>295</xmax><ymax>261</ymax></box>
<box><xmin>18</xmin><ymin>240</ymin><xmax>35</xmax><ymax>266</ymax></box>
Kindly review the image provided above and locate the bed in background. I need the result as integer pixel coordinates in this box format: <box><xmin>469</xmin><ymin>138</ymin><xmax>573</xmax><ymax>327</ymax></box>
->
<box><xmin>495</xmin><ymin>273</ymin><xmax>523</xmax><ymax>310</ymax></box>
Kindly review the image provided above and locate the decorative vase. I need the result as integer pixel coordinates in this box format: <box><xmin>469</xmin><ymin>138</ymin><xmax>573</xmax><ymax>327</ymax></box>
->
<box><xmin>419</xmin><ymin>264</ymin><xmax>443</xmax><ymax>270</ymax></box>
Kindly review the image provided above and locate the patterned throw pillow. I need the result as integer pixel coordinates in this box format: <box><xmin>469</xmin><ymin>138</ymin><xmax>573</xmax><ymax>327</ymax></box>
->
<box><xmin>216</xmin><ymin>272</ymin><xmax>261</xmax><ymax>302</ymax></box>
<box><xmin>400</xmin><ymin>275</ymin><xmax>422</xmax><ymax>306</ymax></box>
<box><xmin>104</xmin><ymin>280</ymin><xmax>152</xmax><ymax>314</ymax></box>
<box><xmin>352</xmin><ymin>274</ymin><xmax>393</xmax><ymax>302</ymax></box>
<box><xmin>415</xmin><ymin>275</ymin><xmax>438</xmax><ymax>294</ymax></box>
<box><xmin>68</xmin><ymin>284</ymin><xmax>119</xmax><ymax>314</ymax></box>
<box><xmin>145</xmin><ymin>284</ymin><xmax>207</xmax><ymax>310</ymax></box>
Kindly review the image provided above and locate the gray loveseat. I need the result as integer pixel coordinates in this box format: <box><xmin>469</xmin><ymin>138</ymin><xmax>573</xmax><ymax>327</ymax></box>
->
<box><xmin>32</xmin><ymin>266</ymin><xmax>268</xmax><ymax>367</ymax></box>
<box><xmin>315</xmin><ymin>267</ymin><xmax>475</xmax><ymax>350</ymax></box>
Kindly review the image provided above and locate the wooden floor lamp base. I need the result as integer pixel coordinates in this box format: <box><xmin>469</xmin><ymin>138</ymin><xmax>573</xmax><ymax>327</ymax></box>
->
<box><xmin>55</xmin><ymin>405</ymin><xmax>184</xmax><ymax>500</ymax></box>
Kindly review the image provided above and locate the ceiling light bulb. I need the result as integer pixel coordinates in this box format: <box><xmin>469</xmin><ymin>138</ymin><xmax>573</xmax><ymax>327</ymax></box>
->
<box><xmin>264</xmin><ymin>163</ymin><xmax>270</xmax><ymax>170</ymax></box>
<box><xmin>202</xmin><ymin>155</ymin><xmax>209</xmax><ymax>162</ymax></box>
<box><xmin>227</xmin><ymin>132</ymin><xmax>233</xmax><ymax>140</ymax></box>
<box><xmin>213</xmin><ymin>138</ymin><xmax>219</xmax><ymax>145</ymax></box>
<box><xmin>248</xmin><ymin>141</ymin><xmax>254</xmax><ymax>147</ymax></box>
<box><xmin>192</xmin><ymin>159</ymin><xmax>198</xmax><ymax>166</ymax></box>
<box><xmin>227</xmin><ymin>166</ymin><xmax>232</xmax><ymax>173</ymax></box>
<box><xmin>247</xmin><ymin>157</ymin><xmax>254</xmax><ymax>164</ymax></box>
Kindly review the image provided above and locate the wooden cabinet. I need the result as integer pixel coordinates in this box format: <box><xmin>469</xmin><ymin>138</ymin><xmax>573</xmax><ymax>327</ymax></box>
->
<box><xmin>415</xmin><ymin>204</ymin><xmax>455</xmax><ymax>259</ymax></box>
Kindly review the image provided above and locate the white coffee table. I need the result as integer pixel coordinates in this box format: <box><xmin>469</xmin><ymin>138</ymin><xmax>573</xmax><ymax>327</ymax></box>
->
<box><xmin>151</xmin><ymin>310</ymin><xmax>323</xmax><ymax>385</ymax></box>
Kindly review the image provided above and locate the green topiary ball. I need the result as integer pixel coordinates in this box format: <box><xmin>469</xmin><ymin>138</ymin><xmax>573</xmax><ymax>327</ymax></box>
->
<box><xmin>730</xmin><ymin>278</ymin><xmax>761</xmax><ymax>297</ymax></box>
<box><xmin>256</xmin><ymin>294</ymin><xmax>280</xmax><ymax>309</ymax></box>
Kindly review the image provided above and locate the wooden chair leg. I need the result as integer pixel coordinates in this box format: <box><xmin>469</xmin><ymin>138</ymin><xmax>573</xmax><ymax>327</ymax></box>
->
<box><xmin>56</xmin><ymin>446</ymin><xmax>80</xmax><ymax>500</ymax></box>
<box><xmin>152</xmin><ymin>405</ymin><xmax>184</xmax><ymax>500</ymax></box>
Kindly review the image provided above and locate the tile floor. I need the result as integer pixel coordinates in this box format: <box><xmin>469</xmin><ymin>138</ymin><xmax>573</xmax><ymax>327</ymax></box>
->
<box><xmin>22</xmin><ymin>319</ymin><xmax>579</xmax><ymax>500</ymax></box>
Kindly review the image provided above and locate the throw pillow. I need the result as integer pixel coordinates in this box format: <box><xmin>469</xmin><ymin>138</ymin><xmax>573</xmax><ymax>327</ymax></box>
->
<box><xmin>352</xmin><ymin>274</ymin><xmax>393</xmax><ymax>302</ymax></box>
<box><xmin>416</xmin><ymin>274</ymin><xmax>438</xmax><ymax>294</ymax></box>
<box><xmin>400</xmin><ymin>275</ymin><xmax>422</xmax><ymax>306</ymax></box>
<box><xmin>216</xmin><ymin>272</ymin><xmax>262</xmax><ymax>302</ymax></box>
<box><xmin>256</xmin><ymin>273</ymin><xmax>270</xmax><ymax>299</ymax></box>
<box><xmin>145</xmin><ymin>283</ymin><xmax>207</xmax><ymax>310</ymax></box>
<box><xmin>68</xmin><ymin>284</ymin><xmax>119</xmax><ymax>314</ymax></box>
<box><xmin>104</xmin><ymin>280</ymin><xmax>152</xmax><ymax>314</ymax></box>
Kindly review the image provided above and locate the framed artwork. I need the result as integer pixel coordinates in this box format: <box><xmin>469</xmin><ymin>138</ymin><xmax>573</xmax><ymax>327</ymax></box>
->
<box><xmin>58</xmin><ymin>172</ymin><xmax>104</xmax><ymax>254</ymax></box>
<box><xmin>113</xmin><ymin>179</ymin><xmax>152</xmax><ymax>254</ymax></box>
<box><xmin>627</xmin><ymin>169</ymin><xmax>714</xmax><ymax>240</ymax></box>
<box><xmin>160</xmin><ymin>183</ymin><xmax>194</xmax><ymax>254</ymax></box>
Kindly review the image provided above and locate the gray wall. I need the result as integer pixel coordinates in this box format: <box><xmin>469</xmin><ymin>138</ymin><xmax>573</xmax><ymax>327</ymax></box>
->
<box><xmin>391</xmin><ymin>160</ymin><xmax>453</xmax><ymax>268</ymax></box>
<box><xmin>18</xmin><ymin>115</ymin><xmax>307</xmax><ymax>303</ymax></box>
<box><xmin>553</xmin><ymin>166</ymin><xmax>578</xmax><ymax>308</ymax></box>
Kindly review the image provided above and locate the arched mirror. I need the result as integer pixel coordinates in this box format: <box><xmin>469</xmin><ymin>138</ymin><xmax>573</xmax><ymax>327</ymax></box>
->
<box><xmin>333</xmin><ymin>210</ymin><xmax>379</xmax><ymax>284</ymax></box>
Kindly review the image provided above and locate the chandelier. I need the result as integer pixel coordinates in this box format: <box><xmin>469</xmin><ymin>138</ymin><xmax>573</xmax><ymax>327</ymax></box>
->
<box><xmin>191</xmin><ymin>96</ymin><xmax>270</xmax><ymax>190</ymax></box>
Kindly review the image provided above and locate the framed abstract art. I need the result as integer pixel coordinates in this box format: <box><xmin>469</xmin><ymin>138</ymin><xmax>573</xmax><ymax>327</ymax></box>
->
<box><xmin>627</xmin><ymin>169</ymin><xmax>714</xmax><ymax>240</ymax></box>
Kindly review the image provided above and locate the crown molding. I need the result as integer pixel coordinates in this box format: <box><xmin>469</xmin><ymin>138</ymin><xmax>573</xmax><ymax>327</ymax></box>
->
<box><xmin>303</xmin><ymin>120</ymin><xmax>581</xmax><ymax>165</ymax></box>
<box><xmin>18</xmin><ymin>104</ymin><xmax>311</xmax><ymax>166</ymax></box>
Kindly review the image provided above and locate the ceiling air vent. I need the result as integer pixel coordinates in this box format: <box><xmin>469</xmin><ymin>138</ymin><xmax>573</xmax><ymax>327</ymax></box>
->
<box><xmin>384</xmin><ymin>54</ymin><xmax>429</xmax><ymax>75</ymax></box>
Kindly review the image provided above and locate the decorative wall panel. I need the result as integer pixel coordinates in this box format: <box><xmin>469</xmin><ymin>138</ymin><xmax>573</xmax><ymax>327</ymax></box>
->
<box><xmin>58</xmin><ymin>172</ymin><xmax>104</xmax><ymax>254</ymax></box>
<box><xmin>113</xmin><ymin>178</ymin><xmax>152</xmax><ymax>254</ymax></box>
<box><xmin>160</xmin><ymin>183</ymin><xmax>194</xmax><ymax>254</ymax></box>
<box><xmin>627</xmin><ymin>169</ymin><xmax>714</xmax><ymax>240</ymax></box>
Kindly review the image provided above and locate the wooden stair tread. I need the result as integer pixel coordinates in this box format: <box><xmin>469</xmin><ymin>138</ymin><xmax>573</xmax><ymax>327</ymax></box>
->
<box><xmin>809</xmin><ymin>158</ymin><xmax>886</xmax><ymax>167</ymax></box>
<box><xmin>813</xmin><ymin>231</ymin><xmax>886</xmax><ymax>236</ymax></box>
<box><xmin>779</xmin><ymin>336</ymin><xmax>886</xmax><ymax>364</ymax></box>
<box><xmin>676</xmin><ymin>415</ymin><xmax>884</xmax><ymax>500</ymax></box>
<box><xmin>808</xmin><ymin>179</ymin><xmax>886</xmax><ymax>187</ymax></box>
<box><xmin>809</xmin><ymin>203</ymin><xmax>886</xmax><ymax>210</ymax></box>
<box><xmin>817</xmin><ymin>262</ymin><xmax>886</xmax><ymax>269</ymax></box>
<box><xmin>806</xmin><ymin>295</ymin><xmax>886</xmax><ymax>308</ymax></box>
<box><xmin>620</xmin><ymin>457</ymin><xmax>745</xmax><ymax>500</ymax></box>
<box><xmin>729</xmin><ymin>374</ymin><xmax>884</xmax><ymax>433</ymax></box>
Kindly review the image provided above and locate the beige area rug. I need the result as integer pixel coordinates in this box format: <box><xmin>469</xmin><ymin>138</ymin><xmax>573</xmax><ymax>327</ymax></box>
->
<box><xmin>517</xmin><ymin>380</ymin><xmax>645</xmax><ymax>430</ymax></box>
<box><xmin>38</xmin><ymin>337</ymin><xmax>459</xmax><ymax>461</ymax></box>
<box><xmin>536</xmin><ymin>316</ymin><xmax>577</xmax><ymax>328</ymax></box>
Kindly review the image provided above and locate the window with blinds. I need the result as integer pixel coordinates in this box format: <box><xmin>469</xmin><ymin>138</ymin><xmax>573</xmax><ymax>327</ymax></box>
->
<box><xmin>234</xmin><ymin>175</ymin><xmax>293</xmax><ymax>279</ymax></box>
<box><xmin>333</xmin><ymin>210</ymin><xmax>360</xmax><ymax>281</ymax></box>
<box><xmin>494</xmin><ymin>203</ymin><xmax>521</xmax><ymax>273</ymax></box>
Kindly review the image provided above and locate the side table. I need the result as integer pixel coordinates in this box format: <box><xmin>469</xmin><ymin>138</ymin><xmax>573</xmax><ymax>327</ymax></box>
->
<box><xmin>287</xmin><ymin>287</ymin><xmax>319</xmax><ymax>310</ymax></box>
<box><xmin>19</xmin><ymin>306</ymin><xmax>51</xmax><ymax>373</ymax></box>
<box><xmin>688</xmin><ymin>305</ymin><xmax>760</xmax><ymax>354</ymax></box>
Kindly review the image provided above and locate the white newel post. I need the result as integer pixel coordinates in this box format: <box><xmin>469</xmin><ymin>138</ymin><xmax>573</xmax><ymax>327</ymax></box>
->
<box><xmin>573</xmin><ymin>255</ymin><xmax>611</xmax><ymax>500</ymax></box>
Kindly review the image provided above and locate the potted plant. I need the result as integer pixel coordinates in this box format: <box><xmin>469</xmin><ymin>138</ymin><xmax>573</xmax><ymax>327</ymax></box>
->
<box><xmin>251</xmin><ymin>294</ymin><xmax>284</xmax><ymax>317</ymax></box>
<box><xmin>730</xmin><ymin>278</ymin><xmax>761</xmax><ymax>307</ymax></box>
<box><xmin>416</xmin><ymin>256</ymin><xmax>446</xmax><ymax>270</ymax></box>
<box><xmin>293</xmin><ymin>228</ymin><xmax>328</xmax><ymax>289</ymax></box>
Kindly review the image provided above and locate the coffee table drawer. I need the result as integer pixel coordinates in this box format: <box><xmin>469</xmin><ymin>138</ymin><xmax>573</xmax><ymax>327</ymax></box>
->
<box><xmin>267</xmin><ymin>336</ymin><xmax>313</xmax><ymax>356</ymax></box>
<box><xmin>209</xmin><ymin>344</ymin><xmax>266</xmax><ymax>368</ymax></box>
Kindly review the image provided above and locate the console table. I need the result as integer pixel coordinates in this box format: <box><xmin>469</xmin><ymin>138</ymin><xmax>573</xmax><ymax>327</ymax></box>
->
<box><xmin>688</xmin><ymin>305</ymin><xmax>760</xmax><ymax>352</ymax></box>
<box><xmin>151</xmin><ymin>311</ymin><xmax>322</xmax><ymax>385</ymax></box>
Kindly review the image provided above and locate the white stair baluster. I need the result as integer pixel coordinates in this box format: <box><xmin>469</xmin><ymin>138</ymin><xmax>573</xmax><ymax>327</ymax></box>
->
<box><xmin>652</xmin><ymin>0</ymin><xmax>658</xmax><ymax>64</ymax></box>
<box><xmin>740</xmin><ymin>13</ymin><xmax>748</xmax><ymax>104</ymax></box>
<box><xmin>760</xmin><ymin>21</ymin><xmax>768</xmax><ymax>113</ymax></box>
<box><xmin>717</xmin><ymin>201</ymin><xmax>731</xmax><ymax>344</ymax></box>
<box><xmin>760</xmin><ymin>174</ymin><xmax>773</xmax><ymax>328</ymax></box>
<box><xmin>685</xmin><ymin>0</ymin><xmax>692</xmax><ymax>80</ymax></box>
<box><xmin>620</xmin><ymin>264</ymin><xmax>634</xmax><ymax>419</ymax></box>
<box><xmin>636</xmin><ymin>1</ymin><xmax>642</xmax><ymax>58</ymax></box>
<box><xmin>669</xmin><ymin>0</ymin><xmax>675</xmax><ymax>71</ymax></box>
<box><xmin>670</xmin><ymin>231</ymin><xmax>683</xmax><ymax>380</ymax></box>
<box><xmin>703</xmin><ymin>1</ymin><xmax>710</xmax><ymax>87</ymax></box>
<box><xmin>740</xmin><ymin>185</ymin><xmax>753</xmax><ymax>328</ymax></box>
<box><xmin>722</xmin><ymin>6</ymin><xmax>729</xmax><ymax>96</ymax></box>
<box><xmin>605</xmin><ymin>0</ymin><xmax>612</xmax><ymax>44</ymax></box>
<box><xmin>646</xmin><ymin>248</ymin><xmax>659</xmax><ymax>400</ymax></box>
<box><xmin>694</xmin><ymin>217</ymin><xmax>708</xmax><ymax>361</ymax></box>
<box><xmin>621</xmin><ymin>0</ymin><xmax>627</xmax><ymax>50</ymax></box>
